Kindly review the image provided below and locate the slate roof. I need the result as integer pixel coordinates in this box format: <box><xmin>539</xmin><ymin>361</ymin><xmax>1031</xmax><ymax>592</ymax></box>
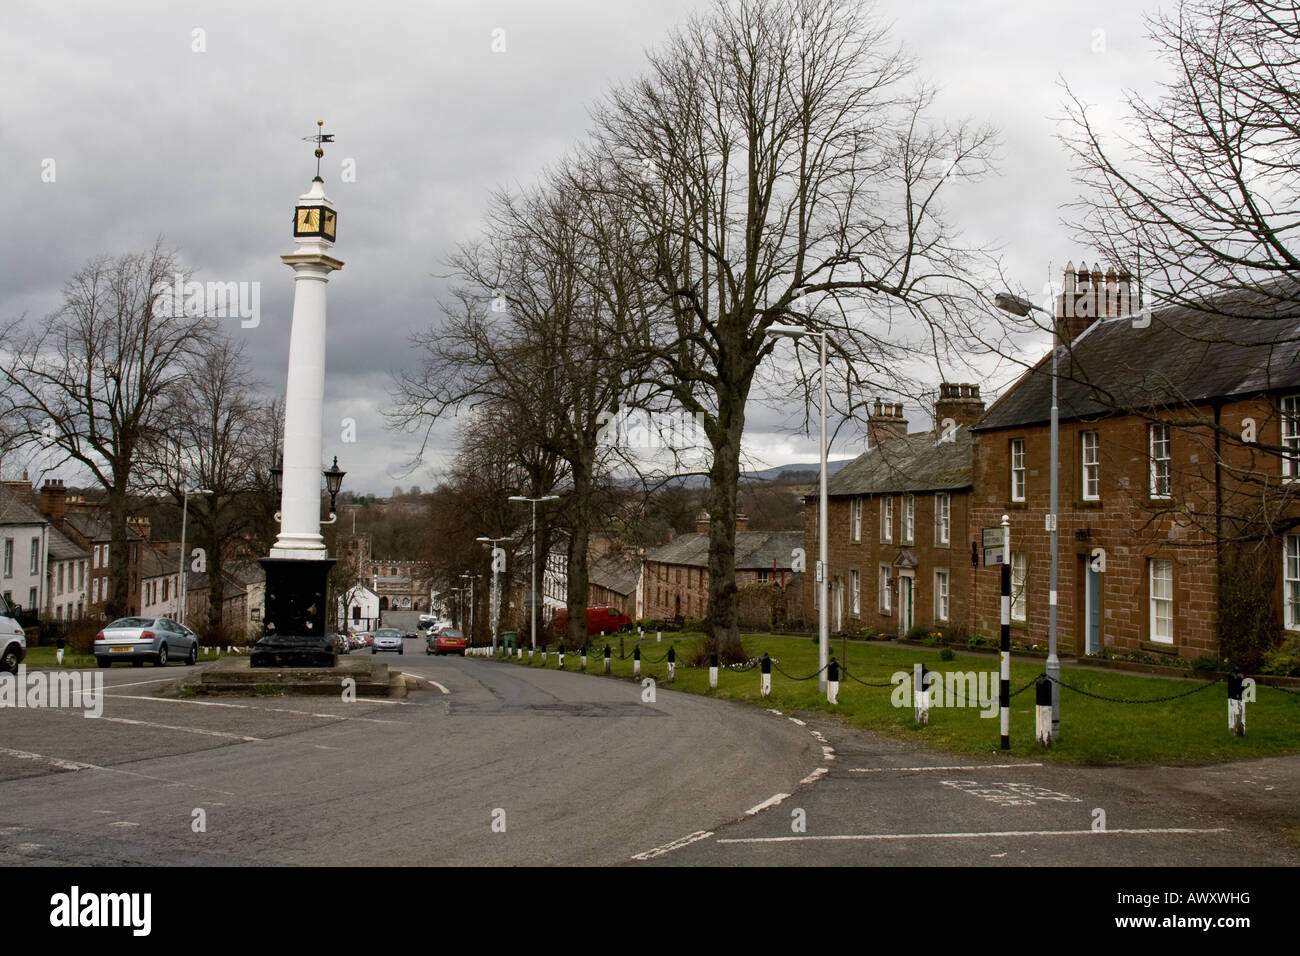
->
<box><xmin>644</xmin><ymin>530</ymin><xmax>804</xmax><ymax>570</ymax></box>
<box><xmin>588</xmin><ymin>554</ymin><xmax>641</xmax><ymax>596</ymax></box>
<box><xmin>139</xmin><ymin>545</ymin><xmax>179</xmax><ymax>580</ymax></box>
<box><xmin>0</xmin><ymin>485</ymin><xmax>47</xmax><ymax>527</ymax></box>
<box><xmin>976</xmin><ymin>282</ymin><xmax>1300</xmax><ymax>432</ymax></box>
<box><xmin>823</xmin><ymin>428</ymin><xmax>973</xmax><ymax>497</ymax></box>
<box><xmin>46</xmin><ymin>524</ymin><xmax>88</xmax><ymax>562</ymax></box>
<box><xmin>63</xmin><ymin>512</ymin><xmax>143</xmax><ymax>543</ymax></box>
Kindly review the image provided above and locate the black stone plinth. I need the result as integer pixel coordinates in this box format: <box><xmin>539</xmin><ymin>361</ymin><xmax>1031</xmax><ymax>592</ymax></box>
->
<box><xmin>249</xmin><ymin>633</ymin><xmax>337</xmax><ymax>668</ymax></box>
<box><xmin>252</xmin><ymin>555</ymin><xmax>337</xmax><ymax>668</ymax></box>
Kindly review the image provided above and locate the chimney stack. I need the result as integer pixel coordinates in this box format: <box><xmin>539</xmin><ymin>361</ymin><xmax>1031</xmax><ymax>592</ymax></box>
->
<box><xmin>695</xmin><ymin>510</ymin><xmax>710</xmax><ymax>535</ymax></box>
<box><xmin>39</xmin><ymin>478</ymin><xmax>67</xmax><ymax>523</ymax></box>
<box><xmin>735</xmin><ymin>513</ymin><xmax>750</xmax><ymax>534</ymax></box>
<box><xmin>867</xmin><ymin>399</ymin><xmax>908</xmax><ymax>450</ymax></box>
<box><xmin>126</xmin><ymin>516</ymin><xmax>151</xmax><ymax>541</ymax></box>
<box><xmin>1057</xmin><ymin>260</ymin><xmax>1134</xmax><ymax>344</ymax></box>
<box><xmin>934</xmin><ymin>383</ymin><xmax>985</xmax><ymax>433</ymax></box>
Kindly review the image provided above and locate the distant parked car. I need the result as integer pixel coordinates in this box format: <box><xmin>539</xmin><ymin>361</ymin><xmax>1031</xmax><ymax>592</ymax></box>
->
<box><xmin>429</xmin><ymin>628</ymin><xmax>466</xmax><ymax>656</ymax></box>
<box><xmin>94</xmin><ymin>617</ymin><xmax>199</xmax><ymax>667</ymax></box>
<box><xmin>372</xmin><ymin>627</ymin><xmax>404</xmax><ymax>655</ymax></box>
<box><xmin>329</xmin><ymin>633</ymin><xmax>350</xmax><ymax>655</ymax></box>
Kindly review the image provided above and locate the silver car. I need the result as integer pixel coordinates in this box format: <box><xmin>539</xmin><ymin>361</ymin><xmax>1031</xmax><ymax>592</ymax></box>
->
<box><xmin>371</xmin><ymin>627</ymin><xmax>404</xmax><ymax>655</ymax></box>
<box><xmin>94</xmin><ymin>617</ymin><xmax>199</xmax><ymax>667</ymax></box>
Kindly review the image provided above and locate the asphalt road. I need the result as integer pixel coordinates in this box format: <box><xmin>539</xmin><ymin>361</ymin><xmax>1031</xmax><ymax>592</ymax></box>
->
<box><xmin>1</xmin><ymin>640</ymin><xmax>1296</xmax><ymax>867</ymax></box>
<box><xmin>0</xmin><ymin>641</ymin><xmax>816</xmax><ymax>865</ymax></box>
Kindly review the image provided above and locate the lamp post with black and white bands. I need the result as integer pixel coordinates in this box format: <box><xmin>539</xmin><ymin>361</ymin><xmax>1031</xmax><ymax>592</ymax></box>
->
<box><xmin>1000</xmin><ymin>513</ymin><xmax>1011</xmax><ymax>750</ymax></box>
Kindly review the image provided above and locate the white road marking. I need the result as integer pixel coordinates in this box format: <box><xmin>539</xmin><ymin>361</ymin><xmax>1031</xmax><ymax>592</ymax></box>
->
<box><xmin>787</xmin><ymin>717</ymin><xmax>806</xmax><ymax>726</ymax></box>
<box><xmin>767</xmin><ymin>709</ymin><xmax>783</xmax><ymax>715</ymax></box>
<box><xmin>101</xmin><ymin>678</ymin><xmax>175</xmax><ymax>689</ymax></box>
<box><xmin>800</xmin><ymin>767</ymin><xmax>829</xmax><ymax>785</ymax></box>
<box><xmin>102</xmin><ymin>695</ymin><xmax>398</xmax><ymax>724</ymax></box>
<box><xmin>109</xmin><ymin>821</ymin><xmax>138</xmax><ymax>828</ymax></box>
<box><xmin>0</xmin><ymin>746</ymin><xmax>94</xmax><ymax>771</ymax></box>
<box><xmin>631</xmin><ymin>830</ymin><xmax>715</xmax><ymax>861</ymax></box>
<box><xmin>2</xmin><ymin>747</ymin><xmax>236</xmax><ymax>795</ymax></box>
<box><xmin>745</xmin><ymin>793</ymin><xmax>791</xmax><ymax>816</ymax></box>
<box><xmin>849</xmin><ymin>763</ymin><xmax>1044</xmax><ymax>773</ymax></box>
<box><xmin>98</xmin><ymin>716</ymin><xmax>261</xmax><ymax>742</ymax></box>
<box><xmin>716</xmin><ymin>827</ymin><xmax>1232</xmax><ymax>845</ymax></box>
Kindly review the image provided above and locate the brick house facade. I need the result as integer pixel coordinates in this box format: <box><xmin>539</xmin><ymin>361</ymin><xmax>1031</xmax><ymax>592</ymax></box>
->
<box><xmin>803</xmin><ymin>388</ymin><xmax>983</xmax><ymax>638</ymax></box>
<box><xmin>638</xmin><ymin>514</ymin><xmax>802</xmax><ymax>622</ymax></box>
<box><xmin>969</xmin><ymin>266</ymin><xmax>1300</xmax><ymax>661</ymax></box>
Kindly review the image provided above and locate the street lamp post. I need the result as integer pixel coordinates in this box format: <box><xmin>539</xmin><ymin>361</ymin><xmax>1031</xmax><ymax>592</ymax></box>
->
<box><xmin>767</xmin><ymin>323</ymin><xmax>829</xmax><ymax>692</ymax></box>
<box><xmin>477</xmin><ymin>535</ymin><xmax>512</xmax><ymax>653</ymax></box>
<box><xmin>995</xmin><ymin>291</ymin><xmax>1061</xmax><ymax>738</ymax></box>
<box><xmin>509</xmin><ymin>495</ymin><xmax>560</xmax><ymax>651</ymax></box>
<box><xmin>178</xmin><ymin>487</ymin><xmax>213</xmax><ymax>626</ymax></box>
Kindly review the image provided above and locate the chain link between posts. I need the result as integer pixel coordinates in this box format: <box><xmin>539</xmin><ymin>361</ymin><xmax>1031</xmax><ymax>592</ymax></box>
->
<box><xmin>1045</xmin><ymin>672</ymin><xmax>1224</xmax><ymax>704</ymax></box>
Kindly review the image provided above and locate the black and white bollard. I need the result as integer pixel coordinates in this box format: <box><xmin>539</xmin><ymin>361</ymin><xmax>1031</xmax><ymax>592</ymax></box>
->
<box><xmin>1035</xmin><ymin>674</ymin><xmax>1053</xmax><ymax>746</ymax></box>
<box><xmin>1228</xmin><ymin>669</ymin><xmax>1246</xmax><ymax>736</ymax></box>
<box><xmin>558</xmin><ymin>647</ymin><xmax>565</xmax><ymax>670</ymax></box>
<box><xmin>56</xmin><ymin>636</ymin><xmax>65</xmax><ymax>666</ymax></box>
<box><xmin>529</xmin><ymin>647</ymin><xmax>534</xmax><ymax>663</ymax></box>
<box><xmin>633</xmin><ymin>645</ymin><xmax>641</xmax><ymax>678</ymax></box>
<box><xmin>581</xmin><ymin>644</ymin><xmax>588</xmax><ymax>672</ymax></box>
<box><xmin>914</xmin><ymin>663</ymin><xmax>930</xmax><ymax>725</ymax></box>
<box><xmin>603</xmin><ymin>645</ymin><xmax>611</xmax><ymax>674</ymax></box>
<box><xmin>667</xmin><ymin>645</ymin><xmax>676</xmax><ymax>682</ymax></box>
<box><xmin>827</xmin><ymin>656</ymin><xmax>839</xmax><ymax>705</ymax></box>
<box><xmin>709</xmin><ymin>652</ymin><xmax>719</xmax><ymax>689</ymax></box>
<box><xmin>760</xmin><ymin>652</ymin><xmax>772</xmax><ymax>697</ymax></box>
<box><xmin>656</xmin><ymin>629</ymin><xmax>662</xmax><ymax>643</ymax></box>
<box><xmin>540</xmin><ymin>645</ymin><xmax>547</xmax><ymax>666</ymax></box>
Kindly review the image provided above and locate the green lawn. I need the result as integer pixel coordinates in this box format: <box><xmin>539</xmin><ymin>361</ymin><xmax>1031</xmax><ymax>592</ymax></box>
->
<box><xmin>497</xmin><ymin>632</ymin><xmax>1300</xmax><ymax>765</ymax></box>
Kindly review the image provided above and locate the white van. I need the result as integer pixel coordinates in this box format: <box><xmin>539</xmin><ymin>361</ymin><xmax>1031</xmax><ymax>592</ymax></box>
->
<box><xmin>0</xmin><ymin>594</ymin><xmax>27</xmax><ymax>674</ymax></box>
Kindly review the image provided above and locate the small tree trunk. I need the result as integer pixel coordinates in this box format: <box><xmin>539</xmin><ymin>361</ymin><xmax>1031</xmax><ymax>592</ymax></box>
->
<box><xmin>107</xmin><ymin>482</ymin><xmax>131</xmax><ymax>619</ymax></box>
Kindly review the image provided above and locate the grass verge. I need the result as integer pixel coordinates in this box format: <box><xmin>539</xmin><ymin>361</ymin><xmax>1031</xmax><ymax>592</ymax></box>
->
<box><xmin>494</xmin><ymin>632</ymin><xmax>1300</xmax><ymax>766</ymax></box>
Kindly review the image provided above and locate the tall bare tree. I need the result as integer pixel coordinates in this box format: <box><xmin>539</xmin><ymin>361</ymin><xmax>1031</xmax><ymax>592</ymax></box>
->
<box><xmin>392</xmin><ymin>161</ymin><xmax>652</xmax><ymax>647</ymax></box>
<box><xmin>1062</xmin><ymin>0</ymin><xmax>1299</xmax><ymax>317</ymax></box>
<box><xmin>592</xmin><ymin>0</ymin><xmax>997</xmax><ymax>655</ymax></box>
<box><xmin>0</xmin><ymin>241</ymin><xmax>214</xmax><ymax>617</ymax></box>
<box><xmin>144</xmin><ymin>334</ymin><xmax>272</xmax><ymax>639</ymax></box>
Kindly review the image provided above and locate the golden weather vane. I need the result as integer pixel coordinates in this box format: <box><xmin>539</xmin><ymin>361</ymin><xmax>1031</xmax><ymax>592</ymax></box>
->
<box><xmin>301</xmin><ymin>120</ymin><xmax>335</xmax><ymax>179</ymax></box>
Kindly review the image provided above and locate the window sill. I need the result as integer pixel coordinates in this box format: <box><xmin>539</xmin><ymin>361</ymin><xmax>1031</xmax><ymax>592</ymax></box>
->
<box><xmin>1075</xmin><ymin>499</ymin><xmax>1103</xmax><ymax>509</ymax></box>
<box><xmin>1005</xmin><ymin>501</ymin><xmax>1027</xmax><ymax>510</ymax></box>
<box><xmin>1141</xmin><ymin>640</ymin><xmax>1177</xmax><ymax>655</ymax></box>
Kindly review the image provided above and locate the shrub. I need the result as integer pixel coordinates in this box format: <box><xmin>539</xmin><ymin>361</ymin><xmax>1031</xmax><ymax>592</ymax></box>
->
<box><xmin>939</xmin><ymin>647</ymin><xmax>955</xmax><ymax>662</ymax></box>
<box><xmin>1262</xmin><ymin>633</ymin><xmax>1300</xmax><ymax>677</ymax></box>
<box><xmin>1218</xmin><ymin>538</ymin><xmax>1281</xmax><ymax>672</ymax></box>
<box><xmin>905</xmin><ymin>624</ymin><xmax>931</xmax><ymax>644</ymax></box>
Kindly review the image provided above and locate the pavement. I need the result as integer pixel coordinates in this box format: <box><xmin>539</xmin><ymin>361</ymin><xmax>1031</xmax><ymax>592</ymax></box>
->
<box><xmin>1</xmin><ymin>640</ymin><xmax>1296</xmax><ymax>867</ymax></box>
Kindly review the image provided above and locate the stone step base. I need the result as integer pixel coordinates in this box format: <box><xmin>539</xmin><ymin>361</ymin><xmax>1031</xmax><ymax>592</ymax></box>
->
<box><xmin>170</xmin><ymin>655</ymin><xmax>409</xmax><ymax>699</ymax></box>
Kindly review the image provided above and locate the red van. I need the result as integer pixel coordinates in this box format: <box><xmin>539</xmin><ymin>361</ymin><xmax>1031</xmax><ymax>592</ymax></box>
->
<box><xmin>552</xmin><ymin>605</ymin><xmax>633</xmax><ymax>635</ymax></box>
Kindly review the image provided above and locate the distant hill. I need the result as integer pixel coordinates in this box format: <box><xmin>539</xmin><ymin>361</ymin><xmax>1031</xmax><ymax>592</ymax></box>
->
<box><xmin>741</xmin><ymin>459</ymin><xmax>856</xmax><ymax>483</ymax></box>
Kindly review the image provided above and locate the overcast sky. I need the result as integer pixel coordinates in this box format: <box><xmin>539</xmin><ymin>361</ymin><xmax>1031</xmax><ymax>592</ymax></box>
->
<box><xmin>0</xmin><ymin>0</ymin><xmax>1169</xmax><ymax>494</ymax></box>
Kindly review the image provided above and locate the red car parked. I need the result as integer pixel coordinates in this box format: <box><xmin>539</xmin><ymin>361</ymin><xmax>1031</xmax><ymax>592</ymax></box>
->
<box><xmin>429</xmin><ymin>627</ymin><xmax>467</xmax><ymax>656</ymax></box>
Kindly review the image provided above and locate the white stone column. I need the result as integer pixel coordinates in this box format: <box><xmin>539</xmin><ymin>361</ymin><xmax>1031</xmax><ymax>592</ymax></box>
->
<box><xmin>270</xmin><ymin>178</ymin><xmax>342</xmax><ymax>560</ymax></box>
